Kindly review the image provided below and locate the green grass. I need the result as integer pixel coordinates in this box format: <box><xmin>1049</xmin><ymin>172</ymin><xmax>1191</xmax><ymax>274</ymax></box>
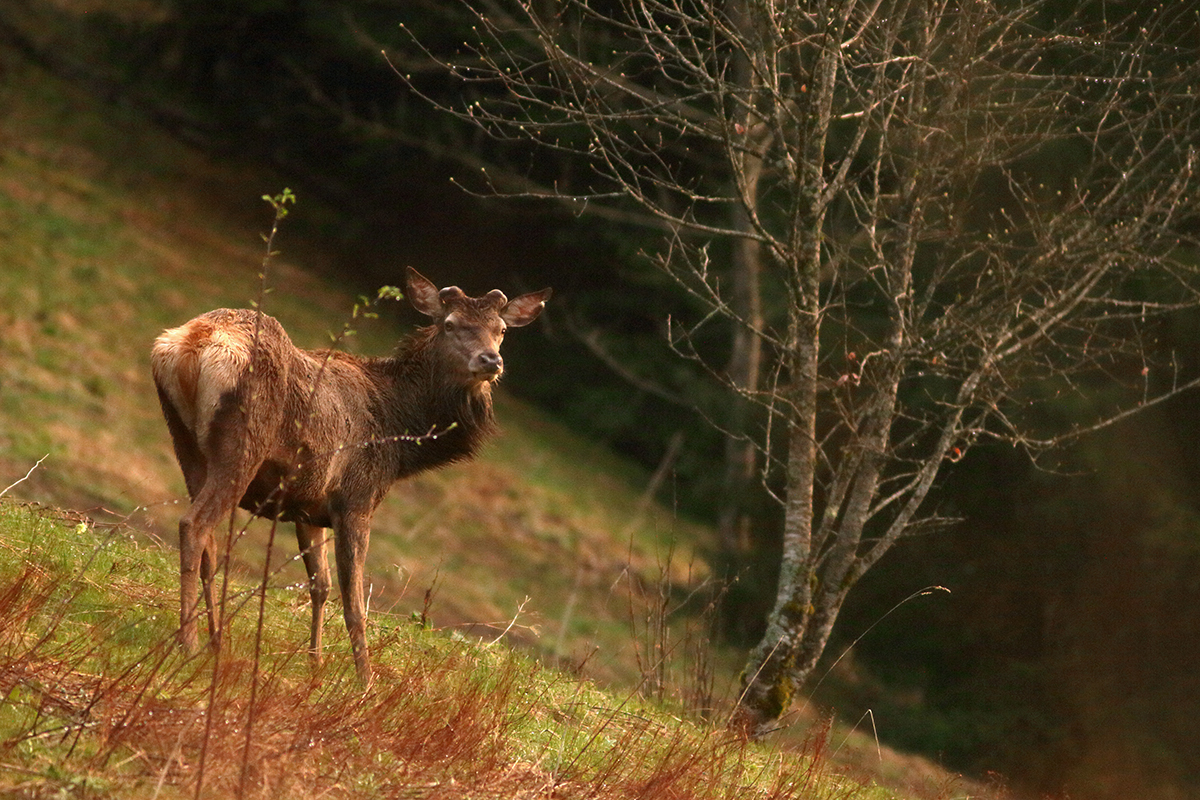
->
<box><xmin>0</xmin><ymin>502</ymin><xmax>897</xmax><ymax>800</ymax></box>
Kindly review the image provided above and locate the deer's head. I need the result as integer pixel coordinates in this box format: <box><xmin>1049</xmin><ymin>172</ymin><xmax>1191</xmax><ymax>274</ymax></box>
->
<box><xmin>405</xmin><ymin>267</ymin><xmax>551</xmax><ymax>385</ymax></box>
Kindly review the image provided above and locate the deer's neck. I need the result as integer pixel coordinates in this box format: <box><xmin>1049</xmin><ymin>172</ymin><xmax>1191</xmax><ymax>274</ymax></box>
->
<box><xmin>372</xmin><ymin>333</ymin><xmax>497</xmax><ymax>474</ymax></box>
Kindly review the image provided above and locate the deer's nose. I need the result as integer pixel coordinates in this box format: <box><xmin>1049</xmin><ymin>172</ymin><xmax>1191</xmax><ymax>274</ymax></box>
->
<box><xmin>474</xmin><ymin>351</ymin><xmax>503</xmax><ymax>375</ymax></box>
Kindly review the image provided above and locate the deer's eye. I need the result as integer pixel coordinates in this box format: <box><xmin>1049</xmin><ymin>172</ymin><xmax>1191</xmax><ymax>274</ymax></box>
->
<box><xmin>443</xmin><ymin>318</ymin><xmax>455</xmax><ymax>332</ymax></box>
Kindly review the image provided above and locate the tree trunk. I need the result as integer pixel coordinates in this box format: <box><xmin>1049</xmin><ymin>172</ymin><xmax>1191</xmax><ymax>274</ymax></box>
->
<box><xmin>715</xmin><ymin>0</ymin><xmax>769</xmax><ymax>636</ymax></box>
<box><xmin>717</xmin><ymin>180</ymin><xmax>765</xmax><ymax>624</ymax></box>
<box><xmin>732</xmin><ymin>9</ymin><xmax>842</xmax><ymax>733</ymax></box>
<box><xmin>732</xmin><ymin>226</ymin><xmax>823</xmax><ymax>732</ymax></box>
<box><xmin>716</xmin><ymin>219</ymin><xmax>763</xmax><ymax>602</ymax></box>
<box><xmin>732</xmin><ymin>326</ymin><xmax>819</xmax><ymax>733</ymax></box>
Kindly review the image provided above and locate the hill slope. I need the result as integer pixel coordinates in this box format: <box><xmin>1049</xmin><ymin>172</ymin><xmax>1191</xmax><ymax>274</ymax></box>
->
<box><xmin>0</xmin><ymin>41</ymin><xmax>993</xmax><ymax>800</ymax></box>
<box><xmin>0</xmin><ymin>41</ymin><xmax>706</xmax><ymax>684</ymax></box>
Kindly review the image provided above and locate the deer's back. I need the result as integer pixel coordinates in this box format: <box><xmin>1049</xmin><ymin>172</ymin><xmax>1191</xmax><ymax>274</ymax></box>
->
<box><xmin>152</xmin><ymin>309</ymin><xmax>373</xmax><ymax>447</ymax></box>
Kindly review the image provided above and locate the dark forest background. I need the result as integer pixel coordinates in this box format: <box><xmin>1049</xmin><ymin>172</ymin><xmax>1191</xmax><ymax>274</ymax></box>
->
<box><xmin>3</xmin><ymin>1</ymin><xmax>1200</xmax><ymax>796</ymax></box>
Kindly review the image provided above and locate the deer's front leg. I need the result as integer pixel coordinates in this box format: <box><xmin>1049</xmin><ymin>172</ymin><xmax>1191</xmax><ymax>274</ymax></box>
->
<box><xmin>333</xmin><ymin>511</ymin><xmax>373</xmax><ymax>685</ymax></box>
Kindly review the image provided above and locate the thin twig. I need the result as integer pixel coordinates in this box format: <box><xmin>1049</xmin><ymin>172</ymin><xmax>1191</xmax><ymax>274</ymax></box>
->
<box><xmin>487</xmin><ymin>596</ymin><xmax>531</xmax><ymax>646</ymax></box>
<box><xmin>0</xmin><ymin>454</ymin><xmax>49</xmax><ymax>499</ymax></box>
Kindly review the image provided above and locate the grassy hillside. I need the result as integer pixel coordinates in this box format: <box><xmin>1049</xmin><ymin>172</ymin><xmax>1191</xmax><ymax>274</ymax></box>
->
<box><xmin>0</xmin><ymin>501</ymin><xmax>907</xmax><ymax>800</ymax></box>
<box><xmin>0</xmin><ymin>40</ymin><xmax>705</xmax><ymax>687</ymax></box>
<box><xmin>0</xmin><ymin>41</ymin><xmax>994</xmax><ymax>800</ymax></box>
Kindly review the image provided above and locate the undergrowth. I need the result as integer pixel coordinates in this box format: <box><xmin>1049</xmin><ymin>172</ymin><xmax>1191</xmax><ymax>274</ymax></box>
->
<box><xmin>0</xmin><ymin>502</ymin><xmax>893</xmax><ymax>800</ymax></box>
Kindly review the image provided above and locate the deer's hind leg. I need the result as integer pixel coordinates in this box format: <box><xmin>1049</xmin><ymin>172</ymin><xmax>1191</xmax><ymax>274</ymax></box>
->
<box><xmin>296</xmin><ymin>522</ymin><xmax>331</xmax><ymax>666</ymax></box>
<box><xmin>177</xmin><ymin>390</ymin><xmax>273</xmax><ymax>653</ymax></box>
<box><xmin>156</xmin><ymin>385</ymin><xmax>208</xmax><ymax>500</ymax></box>
<box><xmin>178</xmin><ymin>481</ymin><xmax>239</xmax><ymax>652</ymax></box>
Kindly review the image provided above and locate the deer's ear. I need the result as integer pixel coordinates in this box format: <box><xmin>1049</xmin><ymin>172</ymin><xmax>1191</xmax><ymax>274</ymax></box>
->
<box><xmin>501</xmin><ymin>288</ymin><xmax>552</xmax><ymax>327</ymax></box>
<box><xmin>406</xmin><ymin>267</ymin><xmax>444</xmax><ymax>317</ymax></box>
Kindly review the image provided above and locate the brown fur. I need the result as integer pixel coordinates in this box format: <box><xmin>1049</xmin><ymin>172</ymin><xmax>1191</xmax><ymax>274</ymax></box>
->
<box><xmin>151</xmin><ymin>267</ymin><xmax>550</xmax><ymax>682</ymax></box>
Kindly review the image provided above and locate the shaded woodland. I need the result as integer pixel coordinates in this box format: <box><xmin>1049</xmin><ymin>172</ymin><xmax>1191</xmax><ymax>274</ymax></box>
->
<box><xmin>3</xmin><ymin>1</ymin><xmax>1200</xmax><ymax>796</ymax></box>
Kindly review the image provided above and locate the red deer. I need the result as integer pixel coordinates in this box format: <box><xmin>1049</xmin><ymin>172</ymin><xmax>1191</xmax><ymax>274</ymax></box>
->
<box><xmin>151</xmin><ymin>267</ymin><xmax>551</xmax><ymax>682</ymax></box>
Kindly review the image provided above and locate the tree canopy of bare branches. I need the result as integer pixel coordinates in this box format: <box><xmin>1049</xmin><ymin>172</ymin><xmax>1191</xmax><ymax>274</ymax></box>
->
<box><xmin>398</xmin><ymin>0</ymin><xmax>1200</xmax><ymax>733</ymax></box>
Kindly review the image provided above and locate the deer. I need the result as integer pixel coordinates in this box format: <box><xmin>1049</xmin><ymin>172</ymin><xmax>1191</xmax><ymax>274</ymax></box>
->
<box><xmin>150</xmin><ymin>267</ymin><xmax>551</xmax><ymax>683</ymax></box>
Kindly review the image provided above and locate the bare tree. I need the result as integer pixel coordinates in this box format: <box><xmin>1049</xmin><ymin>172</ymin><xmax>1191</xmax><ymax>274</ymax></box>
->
<box><xmin>399</xmin><ymin>0</ymin><xmax>1200</xmax><ymax>734</ymax></box>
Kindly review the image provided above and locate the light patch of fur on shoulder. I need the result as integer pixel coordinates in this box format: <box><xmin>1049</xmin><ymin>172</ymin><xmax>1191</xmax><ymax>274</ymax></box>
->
<box><xmin>152</xmin><ymin>318</ymin><xmax>253</xmax><ymax>446</ymax></box>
